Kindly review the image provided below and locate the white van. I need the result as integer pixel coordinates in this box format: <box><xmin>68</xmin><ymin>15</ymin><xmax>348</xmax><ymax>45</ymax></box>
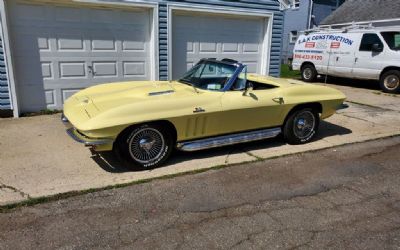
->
<box><xmin>292</xmin><ymin>26</ymin><xmax>400</xmax><ymax>93</ymax></box>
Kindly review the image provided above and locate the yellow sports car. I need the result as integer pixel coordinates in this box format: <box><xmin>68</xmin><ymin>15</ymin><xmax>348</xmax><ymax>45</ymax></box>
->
<box><xmin>62</xmin><ymin>58</ymin><xmax>346</xmax><ymax>169</ymax></box>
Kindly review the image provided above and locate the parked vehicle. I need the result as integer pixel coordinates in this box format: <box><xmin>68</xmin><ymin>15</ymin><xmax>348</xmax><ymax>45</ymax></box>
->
<box><xmin>292</xmin><ymin>25</ymin><xmax>400</xmax><ymax>93</ymax></box>
<box><xmin>62</xmin><ymin>58</ymin><xmax>346</xmax><ymax>169</ymax></box>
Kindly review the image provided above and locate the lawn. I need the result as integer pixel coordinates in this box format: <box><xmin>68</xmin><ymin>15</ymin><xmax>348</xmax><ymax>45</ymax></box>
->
<box><xmin>280</xmin><ymin>64</ymin><xmax>301</xmax><ymax>79</ymax></box>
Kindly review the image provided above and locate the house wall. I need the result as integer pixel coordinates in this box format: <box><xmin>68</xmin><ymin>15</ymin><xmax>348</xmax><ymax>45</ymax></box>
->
<box><xmin>282</xmin><ymin>0</ymin><xmax>311</xmax><ymax>64</ymax></box>
<box><xmin>0</xmin><ymin>0</ymin><xmax>284</xmax><ymax>115</ymax></box>
<box><xmin>313</xmin><ymin>2</ymin><xmax>336</xmax><ymax>25</ymax></box>
<box><xmin>0</xmin><ymin>27</ymin><xmax>10</xmax><ymax>110</ymax></box>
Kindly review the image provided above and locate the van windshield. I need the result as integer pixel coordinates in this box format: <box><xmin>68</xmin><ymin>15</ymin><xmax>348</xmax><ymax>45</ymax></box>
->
<box><xmin>381</xmin><ymin>32</ymin><xmax>400</xmax><ymax>51</ymax></box>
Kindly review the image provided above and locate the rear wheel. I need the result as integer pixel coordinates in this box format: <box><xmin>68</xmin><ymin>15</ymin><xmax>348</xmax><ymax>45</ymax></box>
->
<box><xmin>380</xmin><ymin>70</ymin><xmax>400</xmax><ymax>93</ymax></box>
<box><xmin>115</xmin><ymin>124</ymin><xmax>173</xmax><ymax>170</ymax></box>
<box><xmin>301</xmin><ymin>64</ymin><xmax>317</xmax><ymax>82</ymax></box>
<box><xmin>283</xmin><ymin>108</ymin><xmax>319</xmax><ymax>144</ymax></box>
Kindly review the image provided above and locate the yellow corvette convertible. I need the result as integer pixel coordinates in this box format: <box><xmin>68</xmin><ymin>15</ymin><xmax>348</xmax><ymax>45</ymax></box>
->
<box><xmin>62</xmin><ymin>58</ymin><xmax>346</xmax><ymax>169</ymax></box>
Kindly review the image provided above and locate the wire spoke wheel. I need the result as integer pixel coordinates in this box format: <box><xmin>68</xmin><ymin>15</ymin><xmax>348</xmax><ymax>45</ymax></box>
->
<box><xmin>128</xmin><ymin>128</ymin><xmax>165</xmax><ymax>164</ymax></box>
<box><xmin>293</xmin><ymin>111</ymin><xmax>316</xmax><ymax>140</ymax></box>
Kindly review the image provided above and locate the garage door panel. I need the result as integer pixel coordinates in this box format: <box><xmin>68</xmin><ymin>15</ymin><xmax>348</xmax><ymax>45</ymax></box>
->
<box><xmin>9</xmin><ymin>2</ymin><xmax>152</xmax><ymax>112</ymax></box>
<box><xmin>122</xmin><ymin>61</ymin><xmax>146</xmax><ymax>77</ymax></box>
<box><xmin>172</xmin><ymin>13</ymin><xmax>266</xmax><ymax>79</ymax></box>
<box><xmin>59</xmin><ymin>62</ymin><xmax>88</xmax><ymax>79</ymax></box>
<box><xmin>57</xmin><ymin>34</ymin><xmax>86</xmax><ymax>51</ymax></box>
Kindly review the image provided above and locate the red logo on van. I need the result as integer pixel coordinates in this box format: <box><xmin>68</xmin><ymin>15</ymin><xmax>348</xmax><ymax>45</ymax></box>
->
<box><xmin>305</xmin><ymin>42</ymin><xmax>315</xmax><ymax>48</ymax></box>
<box><xmin>331</xmin><ymin>42</ymin><xmax>341</xmax><ymax>49</ymax></box>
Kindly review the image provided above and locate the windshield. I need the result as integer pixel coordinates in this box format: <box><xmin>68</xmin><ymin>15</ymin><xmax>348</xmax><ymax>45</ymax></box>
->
<box><xmin>381</xmin><ymin>32</ymin><xmax>400</xmax><ymax>51</ymax></box>
<box><xmin>179</xmin><ymin>61</ymin><xmax>237</xmax><ymax>91</ymax></box>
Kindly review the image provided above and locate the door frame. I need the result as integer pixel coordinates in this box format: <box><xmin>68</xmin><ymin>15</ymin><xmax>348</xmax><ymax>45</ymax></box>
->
<box><xmin>0</xmin><ymin>0</ymin><xmax>159</xmax><ymax>117</ymax></box>
<box><xmin>167</xmin><ymin>3</ymin><xmax>274</xmax><ymax>80</ymax></box>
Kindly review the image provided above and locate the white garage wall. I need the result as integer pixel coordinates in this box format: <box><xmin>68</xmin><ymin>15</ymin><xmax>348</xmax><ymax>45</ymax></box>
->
<box><xmin>8</xmin><ymin>1</ymin><xmax>156</xmax><ymax>111</ymax></box>
<box><xmin>168</xmin><ymin>5</ymin><xmax>273</xmax><ymax>80</ymax></box>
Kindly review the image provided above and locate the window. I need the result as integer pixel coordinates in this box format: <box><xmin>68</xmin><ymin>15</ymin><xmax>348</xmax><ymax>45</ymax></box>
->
<box><xmin>292</xmin><ymin>0</ymin><xmax>300</xmax><ymax>9</ymax></box>
<box><xmin>179</xmin><ymin>61</ymin><xmax>236</xmax><ymax>91</ymax></box>
<box><xmin>381</xmin><ymin>32</ymin><xmax>400</xmax><ymax>51</ymax></box>
<box><xmin>289</xmin><ymin>31</ymin><xmax>298</xmax><ymax>44</ymax></box>
<box><xmin>359</xmin><ymin>33</ymin><xmax>383</xmax><ymax>51</ymax></box>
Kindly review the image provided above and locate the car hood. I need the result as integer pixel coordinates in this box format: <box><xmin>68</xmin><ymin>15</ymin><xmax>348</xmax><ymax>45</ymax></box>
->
<box><xmin>75</xmin><ymin>81</ymin><xmax>177</xmax><ymax>112</ymax></box>
<box><xmin>63</xmin><ymin>80</ymin><xmax>202</xmax><ymax>131</ymax></box>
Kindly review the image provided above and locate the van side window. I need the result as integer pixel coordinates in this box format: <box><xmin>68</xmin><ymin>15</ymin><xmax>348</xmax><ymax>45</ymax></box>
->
<box><xmin>359</xmin><ymin>33</ymin><xmax>383</xmax><ymax>51</ymax></box>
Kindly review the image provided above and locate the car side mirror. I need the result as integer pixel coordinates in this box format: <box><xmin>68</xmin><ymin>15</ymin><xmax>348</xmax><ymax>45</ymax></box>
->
<box><xmin>372</xmin><ymin>43</ymin><xmax>383</xmax><ymax>52</ymax></box>
<box><xmin>243</xmin><ymin>81</ymin><xmax>253</xmax><ymax>96</ymax></box>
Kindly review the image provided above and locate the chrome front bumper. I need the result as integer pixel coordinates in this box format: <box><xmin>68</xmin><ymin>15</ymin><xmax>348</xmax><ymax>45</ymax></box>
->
<box><xmin>61</xmin><ymin>114</ymin><xmax>113</xmax><ymax>146</ymax></box>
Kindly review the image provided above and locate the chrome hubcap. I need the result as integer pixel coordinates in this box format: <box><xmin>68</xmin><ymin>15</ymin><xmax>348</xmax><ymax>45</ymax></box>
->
<box><xmin>128</xmin><ymin>128</ymin><xmax>165</xmax><ymax>164</ymax></box>
<box><xmin>303</xmin><ymin>68</ymin><xmax>312</xmax><ymax>79</ymax></box>
<box><xmin>293</xmin><ymin>111</ymin><xmax>316</xmax><ymax>139</ymax></box>
<box><xmin>384</xmin><ymin>75</ymin><xmax>400</xmax><ymax>90</ymax></box>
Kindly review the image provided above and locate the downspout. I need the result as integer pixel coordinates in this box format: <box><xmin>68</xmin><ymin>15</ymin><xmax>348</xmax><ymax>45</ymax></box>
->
<box><xmin>308</xmin><ymin>0</ymin><xmax>314</xmax><ymax>29</ymax></box>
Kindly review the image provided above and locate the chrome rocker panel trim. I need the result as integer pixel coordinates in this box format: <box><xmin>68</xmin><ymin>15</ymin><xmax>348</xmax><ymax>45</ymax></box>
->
<box><xmin>176</xmin><ymin>127</ymin><xmax>282</xmax><ymax>152</ymax></box>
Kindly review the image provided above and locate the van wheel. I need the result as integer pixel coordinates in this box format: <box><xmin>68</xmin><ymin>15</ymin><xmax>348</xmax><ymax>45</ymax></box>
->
<box><xmin>301</xmin><ymin>64</ymin><xmax>317</xmax><ymax>82</ymax></box>
<box><xmin>380</xmin><ymin>70</ymin><xmax>400</xmax><ymax>93</ymax></box>
<box><xmin>283</xmin><ymin>108</ymin><xmax>319</xmax><ymax>145</ymax></box>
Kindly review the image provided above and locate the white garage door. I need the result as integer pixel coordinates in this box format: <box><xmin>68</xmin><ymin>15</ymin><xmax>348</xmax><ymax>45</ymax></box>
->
<box><xmin>172</xmin><ymin>12</ymin><xmax>267</xmax><ymax>79</ymax></box>
<box><xmin>9</xmin><ymin>2</ymin><xmax>152</xmax><ymax>112</ymax></box>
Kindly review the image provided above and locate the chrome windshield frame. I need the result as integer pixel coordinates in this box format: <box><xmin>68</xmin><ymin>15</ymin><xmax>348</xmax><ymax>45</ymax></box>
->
<box><xmin>221</xmin><ymin>63</ymin><xmax>245</xmax><ymax>92</ymax></box>
<box><xmin>179</xmin><ymin>59</ymin><xmax>244</xmax><ymax>92</ymax></box>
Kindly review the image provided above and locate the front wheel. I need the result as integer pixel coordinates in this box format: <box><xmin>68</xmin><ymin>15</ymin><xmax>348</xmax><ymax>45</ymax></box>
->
<box><xmin>380</xmin><ymin>70</ymin><xmax>400</xmax><ymax>93</ymax></box>
<box><xmin>115</xmin><ymin>124</ymin><xmax>174</xmax><ymax>170</ymax></box>
<box><xmin>301</xmin><ymin>64</ymin><xmax>317</xmax><ymax>82</ymax></box>
<box><xmin>283</xmin><ymin>108</ymin><xmax>319</xmax><ymax>145</ymax></box>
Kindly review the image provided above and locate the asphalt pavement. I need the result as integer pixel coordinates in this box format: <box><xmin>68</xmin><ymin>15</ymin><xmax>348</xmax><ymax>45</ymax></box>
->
<box><xmin>1</xmin><ymin>136</ymin><xmax>399</xmax><ymax>249</ymax></box>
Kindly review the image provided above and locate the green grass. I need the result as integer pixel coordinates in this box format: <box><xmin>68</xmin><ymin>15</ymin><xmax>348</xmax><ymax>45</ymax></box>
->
<box><xmin>21</xmin><ymin>109</ymin><xmax>62</xmax><ymax>117</ymax></box>
<box><xmin>280</xmin><ymin>64</ymin><xmax>301</xmax><ymax>79</ymax></box>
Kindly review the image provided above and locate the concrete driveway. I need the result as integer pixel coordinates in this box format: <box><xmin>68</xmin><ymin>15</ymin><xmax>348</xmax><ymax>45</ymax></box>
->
<box><xmin>0</xmin><ymin>81</ymin><xmax>399</xmax><ymax>206</ymax></box>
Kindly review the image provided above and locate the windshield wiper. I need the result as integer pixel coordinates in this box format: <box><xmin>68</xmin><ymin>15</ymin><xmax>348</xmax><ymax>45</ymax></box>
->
<box><xmin>179</xmin><ymin>79</ymin><xmax>199</xmax><ymax>93</ymax></box>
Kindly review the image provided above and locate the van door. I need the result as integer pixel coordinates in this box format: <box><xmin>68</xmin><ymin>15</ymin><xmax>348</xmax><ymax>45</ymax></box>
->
<box><xmin>326</xmin><ymin>33</ymin><xmax>359</xmax><ymax>78</ymax></box>
<box><xmin>353</xmin><ymin>33</ymin><xmax>386</xmax><ymax>80</ymax></box>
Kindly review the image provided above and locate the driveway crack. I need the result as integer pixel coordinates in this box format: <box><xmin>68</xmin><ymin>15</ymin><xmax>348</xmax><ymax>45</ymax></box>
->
<box><xmin>0</xmin><ymin>183</ymin><xmax>31</xmax><ymax>199</ymax></box>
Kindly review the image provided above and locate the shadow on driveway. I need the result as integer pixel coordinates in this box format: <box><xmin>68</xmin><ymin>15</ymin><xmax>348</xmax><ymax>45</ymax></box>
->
<box><xmin>90</xmin><ymin>120</ymin><xmax>352</xmax><ymax>173</ymax></box>
<box><xmin>318</xmin><ymin>76</ymin><xmax>381</xmax><ymax>91</ymax></box>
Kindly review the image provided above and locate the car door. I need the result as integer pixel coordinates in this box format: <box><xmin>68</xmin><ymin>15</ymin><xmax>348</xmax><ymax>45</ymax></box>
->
<box><xmin>219</xmin><ymin>86</ymin><xmax>285</xmax><ymax>134</ymax></box>
<box><xmin>353</xmin><ymin>33</ymin><xmax>386</xmax><ymax>79</ymax></box>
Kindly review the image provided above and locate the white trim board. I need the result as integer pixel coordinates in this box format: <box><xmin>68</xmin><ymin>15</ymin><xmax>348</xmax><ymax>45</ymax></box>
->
<box><xmin>167</xmin><ymin>3</ymin><xmax>274</xmax><ymax>80</ymax></box>
<box><xmin>0</xmin><ymin>0</ymin><xmax>19</xmax><ymax>117</ymax></box>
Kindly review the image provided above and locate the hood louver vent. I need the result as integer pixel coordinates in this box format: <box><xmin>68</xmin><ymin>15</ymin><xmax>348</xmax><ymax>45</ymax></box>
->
<box><xmin>148</xmin><ymin>90</ymin><xmax>175</xmax><ymax>96</ymax></box>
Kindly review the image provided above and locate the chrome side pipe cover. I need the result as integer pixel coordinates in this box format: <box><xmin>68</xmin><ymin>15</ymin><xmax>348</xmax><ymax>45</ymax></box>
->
<box><xmin>176</xmin><ymin>127</ymin><xmax>281</xmax><ymax>152</ymax></box>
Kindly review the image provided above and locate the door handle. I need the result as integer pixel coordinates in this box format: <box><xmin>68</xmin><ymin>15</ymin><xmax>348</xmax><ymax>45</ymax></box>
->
<box><xmin>272</xmin><ymin>97</ymin><xmax>284</xmax><ymax>104</ymax></box>
<box><xmin>336</xmin><ymin>56</ymin><xmax>339</xmax><ymax>62</ymax></box>
<box><xmin>355</xmin><ymin>57</ymin><xmax>358</xmax><ymax>63</ymax></box>
<box><xmin>193</xmin><ymin>107</ymin><xmax>205</xmax><ymax>113</ymax></box>
<box><xmin>88</xmin><ymin>65</ymin><xmax>96</xmax><ymax>76</ymax></box>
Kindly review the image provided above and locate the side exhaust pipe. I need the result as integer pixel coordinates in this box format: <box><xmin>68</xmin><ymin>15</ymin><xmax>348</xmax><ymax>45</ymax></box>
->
<box><xmin>176</xmin><ymin>127</ymin><xmax>281</xmax><ymax>152</ymax></box>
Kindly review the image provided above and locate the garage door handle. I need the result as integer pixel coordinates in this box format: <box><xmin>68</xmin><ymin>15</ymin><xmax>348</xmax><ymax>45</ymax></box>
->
<box><xmin>355</xmin><ymin>58</ymin><xmax>358</xmax><ymax>63</ymax></box>
<box><xmin>88</xmin><ymin>66</ymin><xmax>96</xmax><ymax>76</ymax></box>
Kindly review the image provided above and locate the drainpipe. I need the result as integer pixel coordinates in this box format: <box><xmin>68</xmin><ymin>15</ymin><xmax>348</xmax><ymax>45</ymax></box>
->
<box><xmin>308</xmin><ymin>0</ymin><xmax>314</xmax><ymax>29</ymax></box>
